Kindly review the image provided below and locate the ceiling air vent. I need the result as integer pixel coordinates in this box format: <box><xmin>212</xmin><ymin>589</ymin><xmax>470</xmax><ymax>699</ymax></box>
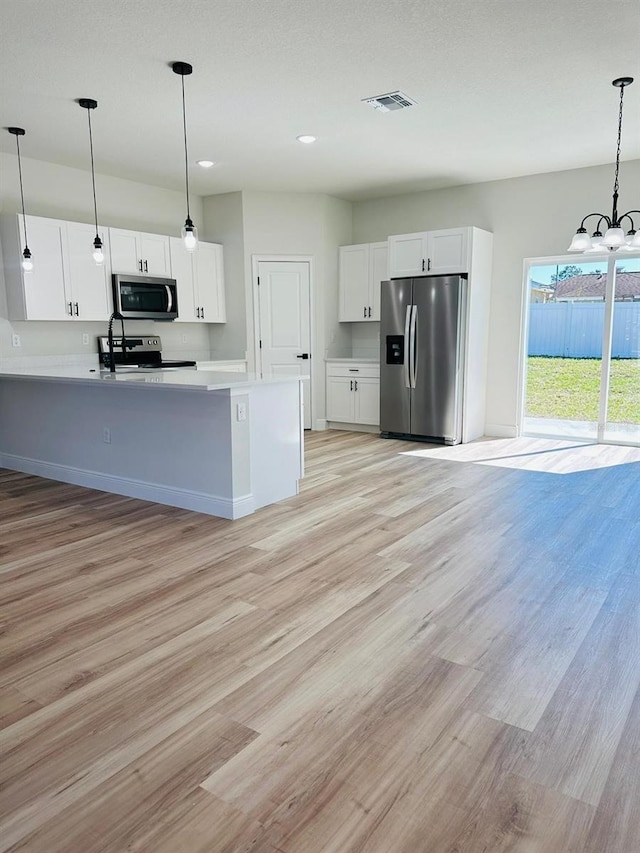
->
<box><xmin>362</xmin><ymin>91</ymin><xmax>417</xmax><ymax>113</ymax></box>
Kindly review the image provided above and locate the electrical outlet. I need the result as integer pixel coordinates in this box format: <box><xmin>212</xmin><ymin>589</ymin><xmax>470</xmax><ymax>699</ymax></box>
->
<box><xmin>102</xmin><ymin>427</ymin><xmax>111</xmax><ymax>444</ymax></box>
<box><xmin>236</xmin><ymin>402</ymin><xmax>247</xmax><ymax>422</ymax></box>
<box><xmin>12</xmin><ymin>333</ymin><xmax>21</xmax><ymax>348</ymax></box>
<box><xmin>181</xmin><ymin>333</ymin><xmax>188</xmax><ymax>344</ymax></box>
<box><xmin>82</xmin><ymin>333</ymin><xmax>90</xmax><ymax>346</ymax></box>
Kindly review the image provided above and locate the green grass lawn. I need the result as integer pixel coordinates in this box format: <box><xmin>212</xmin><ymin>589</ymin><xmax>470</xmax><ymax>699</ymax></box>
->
<box><xmin>526</xmin><ymin>357</ymin><xmax>640</xmax><ymax>423</ymax></box>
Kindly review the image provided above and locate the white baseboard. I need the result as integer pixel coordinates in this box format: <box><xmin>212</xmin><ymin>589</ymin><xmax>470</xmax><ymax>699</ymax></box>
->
<box><xmin>484</xmin><ymin>423</ymin><xmax>518</xmax><ymax>438</ymax></box>
<box><xmin>312</xmin><ymin>419</ymin><xmax>328</xmax><ymax>431</ymax></box>
<box><xmin>0</xmin><ymin>453</ymin><xmax>255</xmax><ymax>519</ymax></box>
<box><xmin>327</xmin><ymin>422</ymin><xmax>380</xmax><ymax>434</ymax></box>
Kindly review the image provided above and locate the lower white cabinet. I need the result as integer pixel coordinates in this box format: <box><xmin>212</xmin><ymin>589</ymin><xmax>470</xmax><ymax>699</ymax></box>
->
<box><xmin>0</xmin><ymin>214</ymin><xmax>111</xmax><ymax>321</ymax></box>
<box><xmin>170</xmin><ymin>238</ymin><xmax>226</xmax><ymax>323</ymax></box>
<box><xmin>326</xmin><ymin>362</ymin><xmax>380</xmax><ymax>426</ymax></box>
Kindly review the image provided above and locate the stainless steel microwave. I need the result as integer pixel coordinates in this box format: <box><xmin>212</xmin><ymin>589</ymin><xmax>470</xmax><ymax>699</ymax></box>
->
<box><xmin>112</xmin><ymin>274</ymin><xmax>178</xmax><ymax>320</ymax></box>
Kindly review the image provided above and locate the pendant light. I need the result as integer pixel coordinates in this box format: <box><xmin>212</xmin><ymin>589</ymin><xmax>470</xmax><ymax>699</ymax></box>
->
<box><xmin>172</xmin><ymin>61</ymin><xmax>198</xmax><ymax>252</ymax></box>
<box><xmin>77</xmin><ymin>98</ymin><xmax>105</xmax><ymax>265</ymax></box>
<box><xmin>7</xmin><ymin>127</ymin><xmax>34</xmax><ymax>273</ymax></box>
<box><xmin>568</xmin><ymin>77</ymin><xmax>640</xmax><ymax>253</ymax></box>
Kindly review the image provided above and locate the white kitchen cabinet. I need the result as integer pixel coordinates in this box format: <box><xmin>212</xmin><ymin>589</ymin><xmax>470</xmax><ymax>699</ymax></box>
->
<box><xmin>338</xmin><ymin>241</ymin><xmax>388</xmax><ymax>321</ymax></box>
<box><xmin>170</xmin><ymin>238</ymin><xmax>226</xmax><ymax>323</ymax></box>
<box><xmin>63</xmin><ymin>222</ymin><xmax>111</xmax><ymax>320</ymax></box>
<box><xmin>388</xmin><ymin>228</ymin><xmax>469</xmax><ymax>277</ymax></box>
<box><xmin>109</xmin><ymin>228</ymin><xmax>171</xmax><ymax>276</ymax></box>
<box><xmin>0</xmin><ymin>214</ymin><xmax>111</xmax><ymax>321</ymax></box>
<box><xmin>326</xmin><ymin>362</ymin><xmax>380</xmax><ymax>426</ymax></box>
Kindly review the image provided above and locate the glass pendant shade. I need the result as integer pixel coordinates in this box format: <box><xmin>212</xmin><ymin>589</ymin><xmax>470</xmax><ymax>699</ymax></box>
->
<box><xmin>585</xmin><ymin>231</ymin><xmax>605</xmax><ymax>253</ymax></box>
<box><xmin>628</xmin><ymin>230</ymin><xmax>640</xmax><ymax>248</ymax></box>
<box><xmin>567</xmin><ymin>230</ymin><xmax>592</xmax><ymax>252</ymax></box>
<box><xmin>78</xmin><ymin>98</ymin><xmax>103</xmax><ymax>264</ymax></box>
<box><xmin>92</xmin><ymin>235</ymin><xmax>105</xmax><ymax>265</ymax></box>
<box><xmin>8</xmin><ymin>127</ymin><xmax>34</xmax><ymax>273</ymax></box>
<box><xmin>602</xmin><ymin>227</ymin><xmax>626</xmax><ymax>248</ymax></box>
<box><xmin>173</xmin><ymin>62</ymin><xmax>198</xmax><ymax>254</ymax></box>
<box><xmin>21</xmin><ymin>247</ymin><xmax>33</xmax><ymax>273</ymax></box>
<box><xmin>182</xmin><ymin>218</ymin><xmax>198</xmax><ymax>252</ymax></box>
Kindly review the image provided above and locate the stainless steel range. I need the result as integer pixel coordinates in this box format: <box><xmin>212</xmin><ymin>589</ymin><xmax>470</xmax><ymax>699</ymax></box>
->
<box><xmin>97</xmin><ymin>335</ymin><xmax>196</xmax><ymax>371</ymax></box>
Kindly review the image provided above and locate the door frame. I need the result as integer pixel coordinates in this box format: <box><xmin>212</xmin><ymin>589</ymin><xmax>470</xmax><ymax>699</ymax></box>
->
<box><xmin>250</xmin><ymin>254</ymin><xmax>315</xmax><ymax>428</ymax></box>
<box><xmin>518</xmin><ymin>250</ymin><xmax>640</xmax><ymax>445</ymax></box>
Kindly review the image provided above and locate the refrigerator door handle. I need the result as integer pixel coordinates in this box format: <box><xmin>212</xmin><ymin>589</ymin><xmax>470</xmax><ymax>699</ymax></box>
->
<box><xmin>403</xmin><ymin>304</ymin><xmax>412</xmax><ymax>388</ymax></box>
<box><xmin>409</xmin><ymin>304</ymin><xmax>418</xmax><ymax>388</ymax></box>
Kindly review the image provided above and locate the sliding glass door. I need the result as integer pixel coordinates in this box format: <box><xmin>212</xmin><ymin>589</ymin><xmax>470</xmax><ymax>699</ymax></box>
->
<box><xmin>602</xmin><ymin>259</ymin><xmax>640</xmax><ymax>444</ymax></box>
<box><xmin>523</xmin><ymin>253</ymin><xmax>640</xmax><ymax>446</ymax></box>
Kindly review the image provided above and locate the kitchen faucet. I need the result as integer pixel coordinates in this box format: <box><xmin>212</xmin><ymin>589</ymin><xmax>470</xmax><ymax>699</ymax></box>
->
<box><xmin>107</xmin><ymin>311</ymin><xmax>125</xmax><ymax>373</ymax></box>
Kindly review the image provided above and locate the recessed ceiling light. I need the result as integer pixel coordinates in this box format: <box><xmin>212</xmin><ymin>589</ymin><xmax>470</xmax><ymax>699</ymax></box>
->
<box><xmin>196</xmin><ymin>159</ymin><xmax>216</xmax><ymax>168</ymax></box>
<box><xmin>296</xmin><ymin>135</ymin><xmax>317</xmax><ymax>144</ymax></box>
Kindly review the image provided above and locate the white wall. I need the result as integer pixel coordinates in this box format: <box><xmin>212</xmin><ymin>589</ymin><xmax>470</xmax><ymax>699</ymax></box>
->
<box><xmin>352</xmin><ymin>160</ymin><xmax>640</xmax><ymax>434</ymax></box>
<box><xmin>239</xmin><ymin>191</ymin><xmax>353</xmax><ymax>426</ymax></box>
<box><xmin>201</xmin><ymin>192</ymin><xmax>247</xmax><ymax>359</ymax></box>
<box><xmin>0</xmin><ymin>153</ymin><xmax>208</xmax><ymax>362</ymax></box>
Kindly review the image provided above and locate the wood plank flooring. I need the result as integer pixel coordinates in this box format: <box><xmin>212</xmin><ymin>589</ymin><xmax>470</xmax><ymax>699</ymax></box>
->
<box><xmin>1</xmin><ymin>431</ymin><xmax>640</xmax><ymax>852</ymax></box>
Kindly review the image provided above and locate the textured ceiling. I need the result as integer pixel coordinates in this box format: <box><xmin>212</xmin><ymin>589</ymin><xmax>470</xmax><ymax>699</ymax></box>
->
<box><xmin>1</xmin><ymin>0</ymin><xmax>639</xmax><ymax>201</ymax></box>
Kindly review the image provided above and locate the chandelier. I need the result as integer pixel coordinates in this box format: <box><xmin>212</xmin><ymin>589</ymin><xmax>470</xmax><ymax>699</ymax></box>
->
<box><xmin>568</xmin><ymin>77</ymin><xmax>640</xmax><ymax>253</ymax></box>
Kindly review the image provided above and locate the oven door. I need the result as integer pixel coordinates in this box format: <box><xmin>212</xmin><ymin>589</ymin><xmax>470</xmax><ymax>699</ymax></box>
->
<box><xmin>113</xmin><ymin>274</ymin><xmax>178</xmax><ymax>320</ymax></box>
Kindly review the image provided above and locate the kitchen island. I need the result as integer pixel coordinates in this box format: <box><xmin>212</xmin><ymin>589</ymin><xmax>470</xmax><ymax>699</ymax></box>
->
<box><xmin>0</xmin><ymin>367</ymin><xmax>303</xmax><ymax>519</ymax></box>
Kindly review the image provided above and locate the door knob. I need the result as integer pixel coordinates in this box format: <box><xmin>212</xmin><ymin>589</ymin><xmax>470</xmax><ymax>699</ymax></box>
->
<box><xmin>296</xmin><ymin>353</ymin><xmax>310</xmax><ymax>359</ymax></box>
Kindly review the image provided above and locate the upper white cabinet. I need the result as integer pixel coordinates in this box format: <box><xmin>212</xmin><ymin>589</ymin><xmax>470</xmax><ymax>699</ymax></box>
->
<box><xmin>338</xmin><ymin>241</ymin><xmax>388</xmax><ymax>322</ymax></box>
<box><xmin>0</xmin><ymin>214</ymin><xmax>111</xmax><ymax>321</ymax></box>
<box><xmin>388</xmin><ymin>228</ymin><xmax>469</xmax><ymax>278</ymax></box>
<box><xmin>109</xmin><ymin>228</ymin><xmax>171</xmax><ymax>276</ymax></box>
<box><xmin>64</xmin><ymin>222</ymin><xmax>112</xmax><ymax>320</ymax></box>
<box><xmin>169</xmin><ymin>237</ymin><xmax>226</xmax><ymax>323</ymax></box>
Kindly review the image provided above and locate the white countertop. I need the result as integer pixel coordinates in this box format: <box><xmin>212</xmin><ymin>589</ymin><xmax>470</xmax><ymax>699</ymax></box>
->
<box><xmin>0</xmin><ymin>365</ymin><xmax>302</xmax><ymax>392</ymax></box>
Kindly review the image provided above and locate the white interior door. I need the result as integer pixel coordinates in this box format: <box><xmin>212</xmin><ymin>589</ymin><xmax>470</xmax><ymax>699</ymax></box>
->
<box><xmin>256</xmin><ymin>260</ymin><xmax>311</xmax><ymax>429</ymax></box>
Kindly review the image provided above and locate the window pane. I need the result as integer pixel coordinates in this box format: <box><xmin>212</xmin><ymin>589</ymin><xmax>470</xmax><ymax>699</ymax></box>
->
<box><xmin>524</xmin><ymin>262</ymin><xmax>606</xmax><ymax>440</ymax></box>
<box><xmin>604</xmin><ymin>259</ymin><xmax>640</xmax><ymax>445</ymax></box>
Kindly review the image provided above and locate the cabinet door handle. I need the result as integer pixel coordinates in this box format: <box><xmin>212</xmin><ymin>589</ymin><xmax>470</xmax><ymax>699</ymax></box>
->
<box><xmin>368</xmin><ymin>306</ymin><xmax>371</xmax><ymax>317</ymax></box>
<box><xmin>138</xmin><ymin>259</ymin><xmax>143</xmax><ymax>272</ymax></box>
<box><xmin>348</xmin><ymin>368</ymin><xmax>359</xmax><ymax>372</ymax></box>
<box><xmin>363</xmin><ymin>306</ymin><xmax>366</xmax><ymax>318</ymax></box>
<box><xmin>350</xmin><ymin>380</ymin><xmax>353</xmax><ymax>391</ymax></box>
<box><xmin>74</xmin><ymin>302</ymin><xmax>79</xmax><ymax>316</ymax></box>
<box><xmin>68</xmin><ymin>301</ymin><xmax>73</xmax><ymax>316</ymax></box>
<box><xmin>201</xmin><ymin>306</ymin><xmax>205</xmax><ymax>319</ymax></box>
<box><xmin>427</xmin><ymin>258</ymin><xmax>431</xmax><ymax>271</ymax></box>
<box><xmin>354</xmin><ymin>380</ymin><xmax>358</xmax><ymax>391</ymax></box>
<box><xmin>196</xmin><ymin>306</ymin><xmax>200</xmax><ymax>319</ymax></box>
<box><xmin>144</xmin><ymin>260</ymin><xmax>148</xmax><ymax>273</ymax></box>
<box><xmin>422</xmin><ymin>259</ymin><xmax>425</xmax><ymax>272</ymax></box>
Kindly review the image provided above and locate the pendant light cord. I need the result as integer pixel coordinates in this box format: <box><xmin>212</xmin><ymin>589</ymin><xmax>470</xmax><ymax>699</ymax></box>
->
<box><xmin>14</xmin><ymin>134</ymin><xmax>29</xmax><ymax>248</ymax></box>
<box><xmin>613</xmin><ymin>83</ymin><xmax>625</xmax><ymax>197</ymax></box>
<box><xmin>86</xmin><ymin>107</ymin><xmax>100</xmax><ymax>237</ymax></box>
<box><xmin>180</xmin><ymin>73</ymin><xmax>191</xmax><ymax>219</ymax></box>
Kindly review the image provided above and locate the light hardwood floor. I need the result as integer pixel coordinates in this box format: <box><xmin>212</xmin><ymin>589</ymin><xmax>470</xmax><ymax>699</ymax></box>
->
<box><xmin>1</xmin><ymin>430</ymin><xmax>640</xmax><ymax>852</ymax></box>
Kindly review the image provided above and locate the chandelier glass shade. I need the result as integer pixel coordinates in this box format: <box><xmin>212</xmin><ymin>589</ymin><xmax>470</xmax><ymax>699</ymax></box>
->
<box><xmin>568</xmin><ymin>77</ymin><xmax>639</xmax><ymax>253</ymax></box>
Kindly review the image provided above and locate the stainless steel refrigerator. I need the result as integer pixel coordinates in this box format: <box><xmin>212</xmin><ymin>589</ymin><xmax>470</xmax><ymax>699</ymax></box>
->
<box><xmin>379</xmin><ymin>275</ymin><xmax>467</xmax><ymax>444</ymax></box>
